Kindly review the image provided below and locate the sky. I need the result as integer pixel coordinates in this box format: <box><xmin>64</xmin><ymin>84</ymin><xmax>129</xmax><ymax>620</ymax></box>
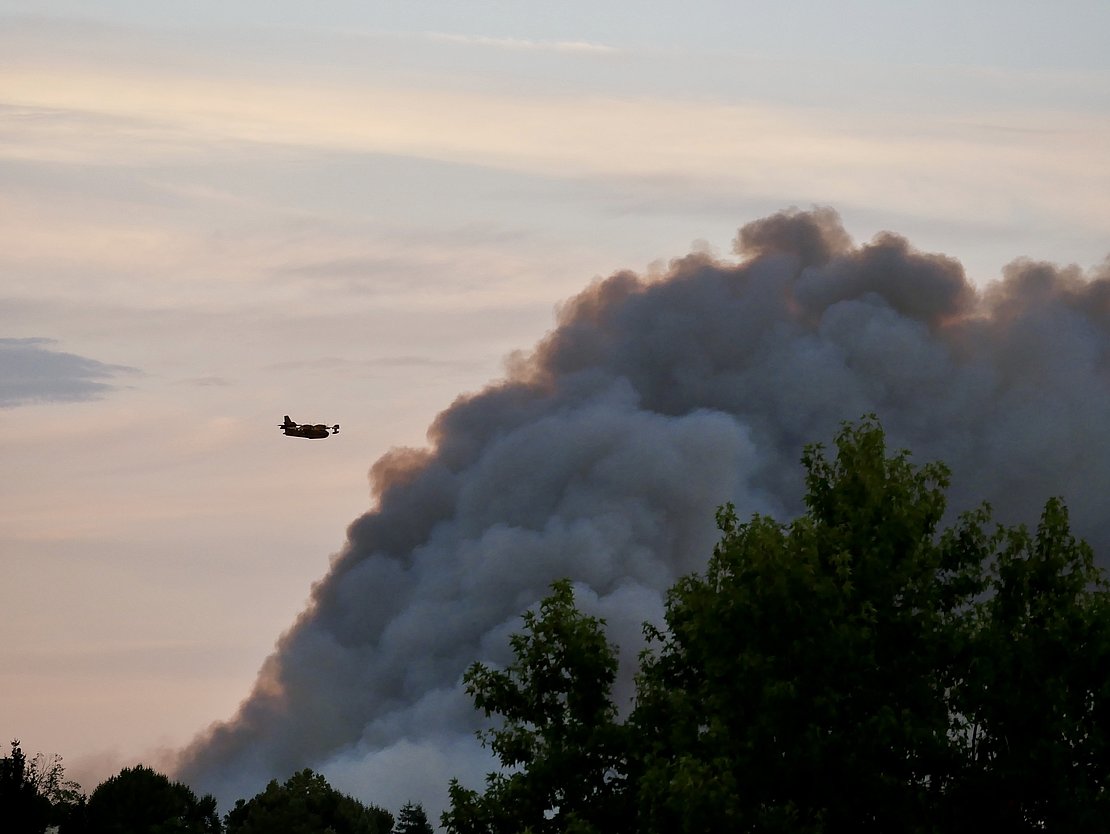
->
<box><xmin>3</xmin><ymin>0</ymin><xmax>1110</xmax><ymax>813</ymax></box>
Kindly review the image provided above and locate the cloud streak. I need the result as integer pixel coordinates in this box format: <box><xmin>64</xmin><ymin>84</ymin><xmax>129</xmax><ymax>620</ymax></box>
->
<box><xmin>424</xmin><ymin>31</ymin><xmax>620</xmax><ymax>54</ymax></box>
<box><xmin>3</xmin><ymin>37</ymin><xmax>1108</xmax><ymax>243</ymax></box>
<box><xmin>0</xmin><ymin>338</ymin><xmax>137</xmax><ymax>407</ymax></box>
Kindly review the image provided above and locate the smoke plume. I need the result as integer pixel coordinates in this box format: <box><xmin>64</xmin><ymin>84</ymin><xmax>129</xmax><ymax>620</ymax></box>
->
<box><xmin>174</xmin><ymin>207</ymin><xmax>1110</xmax><ymax>812</ymax></box>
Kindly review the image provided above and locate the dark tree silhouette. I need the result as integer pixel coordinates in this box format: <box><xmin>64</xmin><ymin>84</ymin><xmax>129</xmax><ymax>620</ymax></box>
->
<box><xmin>79</xmin><ymin>764</ymin><xmax>219</xmax><ymax>834</ymax></box>
<box><xmin>394</xmin><ymin>801</ymin><xmax>434</xmax><ymax>834</ymax></box>
<box><xmin>1</xmin><ymin>740</ymin><xmax>84</xmax><ymax>834</ymax></box>
<box><xmin>224</xmin><ymin>768</ymin><xmax>392</xmax><ymax>834</ymax></box>
<box><xmin>1</xmin><ymin>740</ymin><xmax>52</xmax><ymax>834</ymax></box>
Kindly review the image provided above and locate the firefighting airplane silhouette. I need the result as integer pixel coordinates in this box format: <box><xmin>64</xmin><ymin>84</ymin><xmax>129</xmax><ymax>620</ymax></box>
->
<box><xmin>279</xmin><ymin>415</ymin><xmax>340</xmax><ymax>439</ymax></box>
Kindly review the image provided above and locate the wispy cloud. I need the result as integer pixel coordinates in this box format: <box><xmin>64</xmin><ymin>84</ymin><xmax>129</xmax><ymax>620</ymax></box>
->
<box><xmin>181</xmin><ymin>376</ymin><xmax>233</xmax><ymax>387</ymax></box>
<box><xmin>424</xmin><ymin>31</ymin><xmax>620</xmax><ymax>54</ymax></box>
<box><xmin>264</xmin><ymin>355</ymin><xmax>477</xmax><ymax>374</ymax></box>
<box><xmin>3</xmin><ymin>59</ymin><xmax>1107</xmax><ymax>240</ymax></box>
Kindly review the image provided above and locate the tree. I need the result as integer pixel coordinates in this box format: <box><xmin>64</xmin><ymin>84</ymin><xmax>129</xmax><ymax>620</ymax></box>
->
<box><xmin>446</xmin><ymin>419</ymin><xmax>1110</xmax><ymax>830</ymax></box>
<box><xmin>446</xmin><ymin>417</ymin><xmax>1110</xmax><ymax>832</ymax></box>
<box><xmin>945</xmin><ymin>497</ymin><xmax>1110</xmax><ymax>830</ymax></box>
<box><xmin>633</xmin><ymin>417</ymin><xmax>967</xmax><ymax>833</ymax></box>
<box><xmin>1</xmin><ymin>740</ymin><xmax>52</xmax><ymax>834</ymax></box>
<box><xmin>632</xmin><ymin>417</ymin><xmax>1110</xmax><ymax>832</ymax></box>
<box><xmin>393</xmin><ymin>801</ymin><xmax>434</xmax><ymax>834</ymax></box>
<box><xmin>224</xmin><ymin>768</ymin><xmax>393</xmax><ymax>834</ymax></box>
<box><xmin>78</xmin><ymin>764</ymin><xmax>220</xmax><ymax>834</ymax></box>
<box><xmin>441</xmin><ymin>579</ymin><xmax>630</xmax><ymax>834</ymax></box>
<box><xmin>0</xmin><ymin>740</ymin><xmax>84</xmax><ymax>834</ymax></box>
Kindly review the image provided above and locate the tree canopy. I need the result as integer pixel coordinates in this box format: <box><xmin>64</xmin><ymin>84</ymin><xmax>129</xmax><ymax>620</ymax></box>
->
<box><xmin>77</xmin><ymin>764</ymin><xmax>220</xmax><ymax>834</ymax></box>
<box><xmin>0</xmin><ymin>740</ymin><xmax>84</xmax><ymax>834</ymax></box>
<box><xmin>447</xmin><ymin>417</ymin><xmax>1110</xmax><ymax>832</ymax></box>
<box><xmin>442</xmin><ymin>578</ymin><xmax>629</xmax><ymax>834</ymax></box>
<box><xmin>224</xmin><ymin>768</ymin><xmax>393</xmax><ymax>834</ymax></box>
<box><xmin>393</xmin><ymin>801</ymin><xmax>435</xmax><ymax>834</ymax></box>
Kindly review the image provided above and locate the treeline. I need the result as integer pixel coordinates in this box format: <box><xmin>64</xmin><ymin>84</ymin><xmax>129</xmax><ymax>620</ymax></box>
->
<box><xmin>0</xmin><ymin>744</ymin><xmax>433</xmax><ymax>834</ymax></box>
<box><xmin>9</xmin><ymin>418</ymin><xmax>1110</xmax><ymax>833</ymax></box>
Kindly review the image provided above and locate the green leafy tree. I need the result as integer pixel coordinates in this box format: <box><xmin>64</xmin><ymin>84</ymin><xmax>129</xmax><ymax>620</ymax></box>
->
<box><xmin>442</xmin><ymin>579</ymin><xmax>630</xmax><ymax>834</ymax></box>
<box><xmin>224</xmin><ymin>768</ymin><xmax>393</xmax><ymax>834</ymax></box>
<box><xmin>945</xmin><ymin>497</ymin><xmax>1110</xmax><ymax>830</ymax></box>
<box><xmin>393</xmin><ymin>801</ymin><xmax>434</xmax><ymax>834</ymax></box>
<box><xmin>633</xmin><ymin>417</ymin><xmax>968</xmax><ymax>833</ymax></box>
<box><xmin>79</xmin><ymin>764</ymin><xmax>220</xmax><ymax>834</ymax></box>
<box><xmin>446</xmin><ymin>417</ymin><xmax>1110</xmax><ymax>832</ymax></box>
<box><xmin>632</xmin><ymin>417</ymin><xmax>1110</xmax><ymax>832</ymax></box>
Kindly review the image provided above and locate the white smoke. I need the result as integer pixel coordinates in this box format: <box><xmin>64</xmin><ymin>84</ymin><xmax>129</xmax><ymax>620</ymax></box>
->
<box><xmin>173</xmin><ymin>207</ymin><xmax>1110</xmax><ymax>815</ymax></box>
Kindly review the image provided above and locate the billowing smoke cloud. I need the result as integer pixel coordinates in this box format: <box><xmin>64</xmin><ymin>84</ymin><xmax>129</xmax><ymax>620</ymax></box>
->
<box><xmin>174</xmin><ymin>207</ymin><xmax>1110</xmax><ymax>813</ymax></box>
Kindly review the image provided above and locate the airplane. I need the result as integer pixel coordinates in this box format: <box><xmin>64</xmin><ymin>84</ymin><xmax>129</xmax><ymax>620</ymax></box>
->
<box><xmin>279</xmin><ymin>415</ymin><xmax>340</xmax><ymax>439</ymax></box>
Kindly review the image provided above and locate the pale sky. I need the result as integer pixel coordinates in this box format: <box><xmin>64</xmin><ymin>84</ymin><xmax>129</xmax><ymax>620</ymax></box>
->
<box><xmin>2</xmin><ymin>0</ymin><xmax>1109</xmax><ymax>803</ymax></box>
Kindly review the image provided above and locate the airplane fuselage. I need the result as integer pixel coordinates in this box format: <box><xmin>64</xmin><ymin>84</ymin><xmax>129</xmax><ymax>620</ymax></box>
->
<box><xmin>283</xmin><ymin>424</ymin><xmax>333</xmax><ymax>439</ymax></box>
<box><xmin>280</xmin><ymin>417</ymin><xmax>339</xmax><ymax>439</ymax></box>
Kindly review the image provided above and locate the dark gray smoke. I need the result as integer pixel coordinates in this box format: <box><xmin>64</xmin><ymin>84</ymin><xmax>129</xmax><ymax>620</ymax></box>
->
<box><xmin>174</xmin><ymin>207</ymin><xmax>1110</xmax><ymax>812</ymax></box>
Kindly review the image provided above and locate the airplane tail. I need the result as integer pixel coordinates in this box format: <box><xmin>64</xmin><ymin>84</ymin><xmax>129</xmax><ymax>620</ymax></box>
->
<box><xmin>283</xmin><ymin>415</ymin><xmax>294</xmax><ymax>426</ymax></box>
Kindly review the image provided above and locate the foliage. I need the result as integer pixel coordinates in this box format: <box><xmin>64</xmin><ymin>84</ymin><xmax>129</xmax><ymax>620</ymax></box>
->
<box><xmin>1</xmin><ymin>740</ymin><xmax>52</xmax><ymax>834</ymax></box>
<box><xmin>442</xmin><ymin>579</ymin><xmax>630</xmax><ymax>834</ymax></box>
<box><xmin>76</xmin><ymin>764</ymin><xmax>220</xmax><ymax>834</ymax></box>
<box><xmin>945</xmin><ymin>497</ymin><xmax>1110</xmax><ymax>830</ymax></box>
<box><xmin>448</xmin><ymin>417</ymin><xmax>1110</xmax><ymax>832</ymax></box>
<box><xmin>0</xmin><ymin>740</ymin><xmax>84</xmax><ymax>834</ymax></box>
<box><xmin>393</xmin><ymin>800</ymin><xmax>434</xmax><ymax>834</ymax></box>
<box><xmin>633</xmin><ymin>417</ymin><xmax>969</xmax><ymax>832</ymax></box>
<box><xmin>224</xmin><ymin>768</ymin><xmax>393</xmax><ymax>834</ymax></box>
